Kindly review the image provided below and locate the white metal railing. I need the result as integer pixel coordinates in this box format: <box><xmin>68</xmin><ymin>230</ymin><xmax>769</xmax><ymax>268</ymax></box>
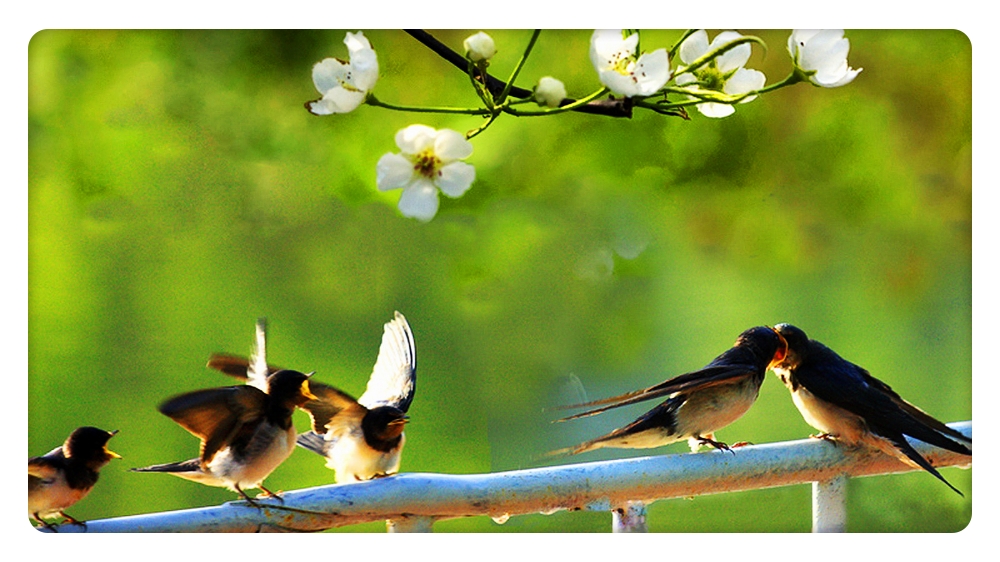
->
<box><xmin>44</xmin><ymin>421</ymin><xmax>971</xmax><ymax>533</ymax></box>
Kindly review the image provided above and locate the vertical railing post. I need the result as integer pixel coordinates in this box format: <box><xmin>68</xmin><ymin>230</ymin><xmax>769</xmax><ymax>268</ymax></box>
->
<box><xmin>812</xmin><ymin>474</ymin><xmax>848</xmax><ymax>533</ymax></box>
<box><xmin>386</xmin><ymin>516</ymin><xmax>436</xmax><ymax>532</ymax></box>
<box><xmin>612</xmin><ymin>501</ymin><xmax>647</xmax><ymax>533</ymax></box>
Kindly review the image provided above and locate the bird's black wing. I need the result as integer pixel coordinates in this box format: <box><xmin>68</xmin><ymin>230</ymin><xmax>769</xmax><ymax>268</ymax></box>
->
<box><xmin>206</xmin><ymin>354</ymin><xmax>283</xmax><ymax>381</ymax></box>
<box><xmin>855</xmin><ymin>366</ymin><xmax>971</xmax><ymax>446</ymax></box>
<box><xmin>300</xmin><ymin>380</ymin><xmax>366</xmax><ymax>434</ymax></box>
<box><xmin>548</xmin><ymin>400</ymin><xmax>681</xmax><ymax>457</ymax></box>
<box><xmin>158</xmin><ymin>385</ymin><xmax>268</xmax><ymax>464</ymax></box>
<box><xmin>358</xmin><ymin>311</ymin><xmax>417</xmax><ymax>412</ymax></box>
<box><xmin>552</xmin><ymin>363</ymin><xmax>756</xmax><ymax>422</ymax></box>
<box><xmin>878</xmin><ymin>428</ymin><xmax>964</xmax><ymax>496</ymax></box>
<box><xmin>794</xmin><ymin>343</ymin><xmax>970</xmax><ymax>456</ymax></box>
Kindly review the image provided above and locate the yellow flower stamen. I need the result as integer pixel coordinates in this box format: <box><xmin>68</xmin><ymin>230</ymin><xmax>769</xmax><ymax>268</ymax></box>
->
<box><xmin>413</xmin><ymin>149</ymin><xmax>442</xmax><ymax>179</ymax></box>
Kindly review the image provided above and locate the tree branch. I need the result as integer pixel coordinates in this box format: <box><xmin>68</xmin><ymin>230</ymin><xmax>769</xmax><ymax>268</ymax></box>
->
<box><xmin>404</xmin><ymin>29</ymin><xmax>633</xmax><ymax>118</ymax></box>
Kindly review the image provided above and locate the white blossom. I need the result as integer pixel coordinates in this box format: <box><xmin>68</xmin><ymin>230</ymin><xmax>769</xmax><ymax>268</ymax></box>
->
<box><xmin>307</xmin><ymin>31</ymin><xmax>379</xmax><ymax>115</ymax></box>
<box><xmin>788</xmin><ymin>30</ymin><xmax>862</xmax><ymax>88</ymax></box>
<box><xmin>589</xmin><ymin>29</ymin><xmax>670</xmax><ymax>97</ymax></box>
<box><xmin>376</xmin><ymin>125</ymin><xmax>476</xmax><ymax>222</ymax></box>
<box><xmin>675</xmin><ymin>30</ymin><xmax>766</xmax><ymax>118</ymax></box>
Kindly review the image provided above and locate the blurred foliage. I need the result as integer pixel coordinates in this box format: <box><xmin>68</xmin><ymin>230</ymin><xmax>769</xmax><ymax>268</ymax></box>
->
<box><xmin>27</xmin><ymin>29</ymin><xmax>970</xmax><ymax>532</ymax></box>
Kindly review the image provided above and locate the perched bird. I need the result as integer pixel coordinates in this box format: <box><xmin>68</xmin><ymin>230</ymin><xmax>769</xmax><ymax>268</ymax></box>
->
<box><xmin>206</xmin><ymin>312</ymin><xmax>417</xmax><ymax>484</ymax></box>
<box><xmin>28</xmin><ymin>426</ymin><xmax>121</xmax><ymax>529</ymax></box>
<box><xmin>771</xmin><ymin>323</ymin><xmax>972</xmax><ymax>495</ymax></box>
<box><xmin>297</xmin><ymin>312</ymin><xmax>416</xmax><ymax>482</ymax></box>
<box><xmin>550</xmin><ymin>326</ymin><xmax>788</xmax><ymax>456</ymax></box>
<box><xmin>130</xmin><ymin>369</ymin><xmax>318</xmax><ymax>505</ymax></box>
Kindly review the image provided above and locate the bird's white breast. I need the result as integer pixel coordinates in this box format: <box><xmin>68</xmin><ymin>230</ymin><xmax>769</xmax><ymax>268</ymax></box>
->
<box><xmin>28</xmin><ymin>472</ymin><xmax>87</xmax><ymax>517</ymax></box>
<box><xmin>206</xmin><ymin>424</ymin><xmax>297</xmax><ymax>490</ymax></box>
<box><xmin>673</xmin><ymin>375</ymin><xmax>760</xmax><ymax>438</ymax></box>
<box><xmin>787</xmin><ymin>384</ymin><xmax>866</xmax><ymax>444</ymax></box>
<box><xmin>327</xmin><ymin>426</ymin><xmax>403</xmax><ymax>483</ymax></box>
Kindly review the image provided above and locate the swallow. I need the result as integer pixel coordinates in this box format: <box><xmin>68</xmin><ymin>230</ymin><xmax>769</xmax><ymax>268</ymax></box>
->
<box><xmin>206</xmin><ymin>312</ymin><xmax>417</xmax><ymax>484</ymax></box>
<box><xmin>550</xmin><ymin>326</ymin><xmax>788</xmax><ymax>456</ymax></box>
<box><xmin>296</xmin><ymin>312</ymin><xmax>416</xmax><ymax>483</ymax></box>
<box><xmin>771</xmin><ymin>323</ymin><xmax>972</xmax><ymax>495</ymax></box>
<box><xmin>28</xmin><ymin>426</ymin><xmax>121</xmax><ymax>530</ymax></box>
<box><xmin>130</xmin><ymin>369</ymin><xmax>318</xmax><ymax>505</ymax></box>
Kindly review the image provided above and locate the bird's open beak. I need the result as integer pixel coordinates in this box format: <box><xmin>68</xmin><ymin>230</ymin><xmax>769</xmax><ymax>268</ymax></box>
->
<box><xmin>301</xmin><ymin>379</ymin><xmax>320</xmax><ymax>402</ymax></box>
<box><xmin>769</xmin><ymin>327</ymin><xmax>788</xmax><ymax>366</ymax></box>
<box><xmin>106</xmin><ymin>429</ymin><xmax>122</xmax><ymax>459</ymax></box>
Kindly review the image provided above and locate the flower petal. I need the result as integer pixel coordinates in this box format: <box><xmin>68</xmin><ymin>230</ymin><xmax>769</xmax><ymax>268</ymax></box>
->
<box><xmin>434</xmin><ymin>129</ymin><xmax>473</xmax><ymax>161</ymax></box>
<box><xmin>815</xmin><ymin>65</ymin><xmax>861</xmax><ymax>87</ymax></box>
<box><xmin>712</xmin><ymin>31</ymin><xmax>751</xmax><ymax>73</ymax></box>
<box><xmin>350</xmin><ymin>48</ymin><xmax>379</xmax><ymax>91</ymax></box>
<box><xmin>436</xmin><ymin>161</ymin><xmax>476</xmax><ymax>198</ymax></box>
<box><xmin>788</xmin><ymin>29</ymin><xmax>821</xmax><ymax>61</ymax></box>
<box><xmin>312</xmin><ymin>58</ymin><xmax>349</xmax><ymax>94</ymax></box>
<box><xmin>724</xmin><ymin>67</ymin><xmax>765</xmax><ymax>102</ymax></box>
<box><xmin>598</xmin><ymin>70</ymin><xmax>641</xmax><ymax>97</ymax></box>
<box><xmin>345</xmin><ymin>31</ymin><xmax>372</xmax><ymax>53</ymax></box>
<box><xmin>695</xmin><ymin>101</ymin><xmax>735</xmax><ymax>119</ymax></box>
<box><xmin>307</xmin><ymin>87</ymin><xmax>366</xmax><ymax>114</ymax></box>
<box><xmin>376</xmin><ymin>153</ymin><xmax>414</xmax><ymax>191</ymax></box>
<box><xmin>674</xmin><ymin>72</ymin><xmax>696</xmax><ymax>86</ymax></box>
<box><xmin>590</xmin><ymin>29</ymin><xmax>636</xmax><ymax>69</ymax></box>
<box><xmin>679</xmin><ymin>29</ymin><xmax>709</xmax><ymax>64</ymax></box>
<box><xmin>633</xmin><ymin>49</ymin><xmax>670</xmax><ymax>95</ymax></box>
<box><xmin>801</xmin><ymin>30</ymin><xmax>844</xmax><ymax>72</ymax></box>
<box><xmin>395</xmin><ymin>124</ymin><xmax>438</xmax><ymax>154</ymax></box>
<box><xmin>398</xmin><ymin>180</ymin><xmax>440</xmax><ymax>222</ymax></box>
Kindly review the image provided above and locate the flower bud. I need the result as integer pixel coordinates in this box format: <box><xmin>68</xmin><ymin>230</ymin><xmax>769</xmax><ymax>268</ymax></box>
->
<box><xmin>534</xmin><ymin>76</ymin><xmax>567</xmax><ymax>108</ymax></box>
<box><xmin>464</xmin><ymin>31</ymin><xmax>497</xmax><ymax>62</ymax></box>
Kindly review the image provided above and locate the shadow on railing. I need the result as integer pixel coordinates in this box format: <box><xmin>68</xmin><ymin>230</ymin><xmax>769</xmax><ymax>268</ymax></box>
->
<box><xmin>44</xmin><ymin>421</ymin><xmax>971</xmax><ymax>533</ymax></box>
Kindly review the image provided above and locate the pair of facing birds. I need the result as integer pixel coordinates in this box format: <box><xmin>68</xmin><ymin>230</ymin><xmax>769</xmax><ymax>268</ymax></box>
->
<box><xmin>29</xmin><ymin>312</ymin><xmax>417</xmax><ymax>529</ymax></box>
<box><xmin>552</xmin><ymin>323</ymin><xmax>971</xmax><ymax>496</ymax></box>
<box><xmin>29</xmin><ymin>319</ymin><xmax>971</xmax><ymax>530</ymax></box>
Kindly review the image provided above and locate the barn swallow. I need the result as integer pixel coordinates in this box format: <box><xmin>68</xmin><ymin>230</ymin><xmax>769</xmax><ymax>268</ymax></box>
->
<box><xmin>206</xmin><ymin>312</ymin><xmax>417</xmax><ymax>483</ymax></box>
<box><xmin>550</xmin><ymin>326</ymin><xmax>787</xmax><ymax>456</ymax></box>
<box><xmin>28</xmin><ymin>426</ymin><xmax>120</xmax><ymax>530</ymax></box>
<box><xmin>297</xmin><ymin>311</ymin><xmax>416</xmax><ymax>483</ymax></box>
<box><xmin>130</xmin><ymin>369</ymin><xmax>318</xmax><ymax>505</ymax></box>
<box><xmin>771</xmin><ymin>323</ymin><xmax>972</xmax><ymax>495</ymax></box>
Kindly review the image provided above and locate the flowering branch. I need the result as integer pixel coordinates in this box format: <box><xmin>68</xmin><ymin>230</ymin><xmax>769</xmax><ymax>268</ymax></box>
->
<box><xmin>404</xmin><ymin>29</ymin><xmax>633</xmax><ymax>118</ymax></box>
<box><xmin>305</xmin><ymin>29</ymin><xmax>863</xmax><ymax>222</ymax></box>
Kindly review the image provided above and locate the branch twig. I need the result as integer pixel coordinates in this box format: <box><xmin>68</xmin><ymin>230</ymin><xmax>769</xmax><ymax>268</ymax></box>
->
<box><xmin>404</xmin><ymin>30</ymin><xmax>633</xmax><ymax>118</ymax></box>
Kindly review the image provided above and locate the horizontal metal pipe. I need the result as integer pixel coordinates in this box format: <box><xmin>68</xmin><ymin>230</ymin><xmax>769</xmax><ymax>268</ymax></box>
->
<box><xmin>50</xmin><ymin>421</ymin><xmax>971</xmax><ymax>532</ymax></box>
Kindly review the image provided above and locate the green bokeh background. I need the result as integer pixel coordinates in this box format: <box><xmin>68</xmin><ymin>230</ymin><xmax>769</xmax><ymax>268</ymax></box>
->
<box><xmin>27</xmin><ymin>29</ymin><xmax>971</xmax><ymax>532</ymax></box>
